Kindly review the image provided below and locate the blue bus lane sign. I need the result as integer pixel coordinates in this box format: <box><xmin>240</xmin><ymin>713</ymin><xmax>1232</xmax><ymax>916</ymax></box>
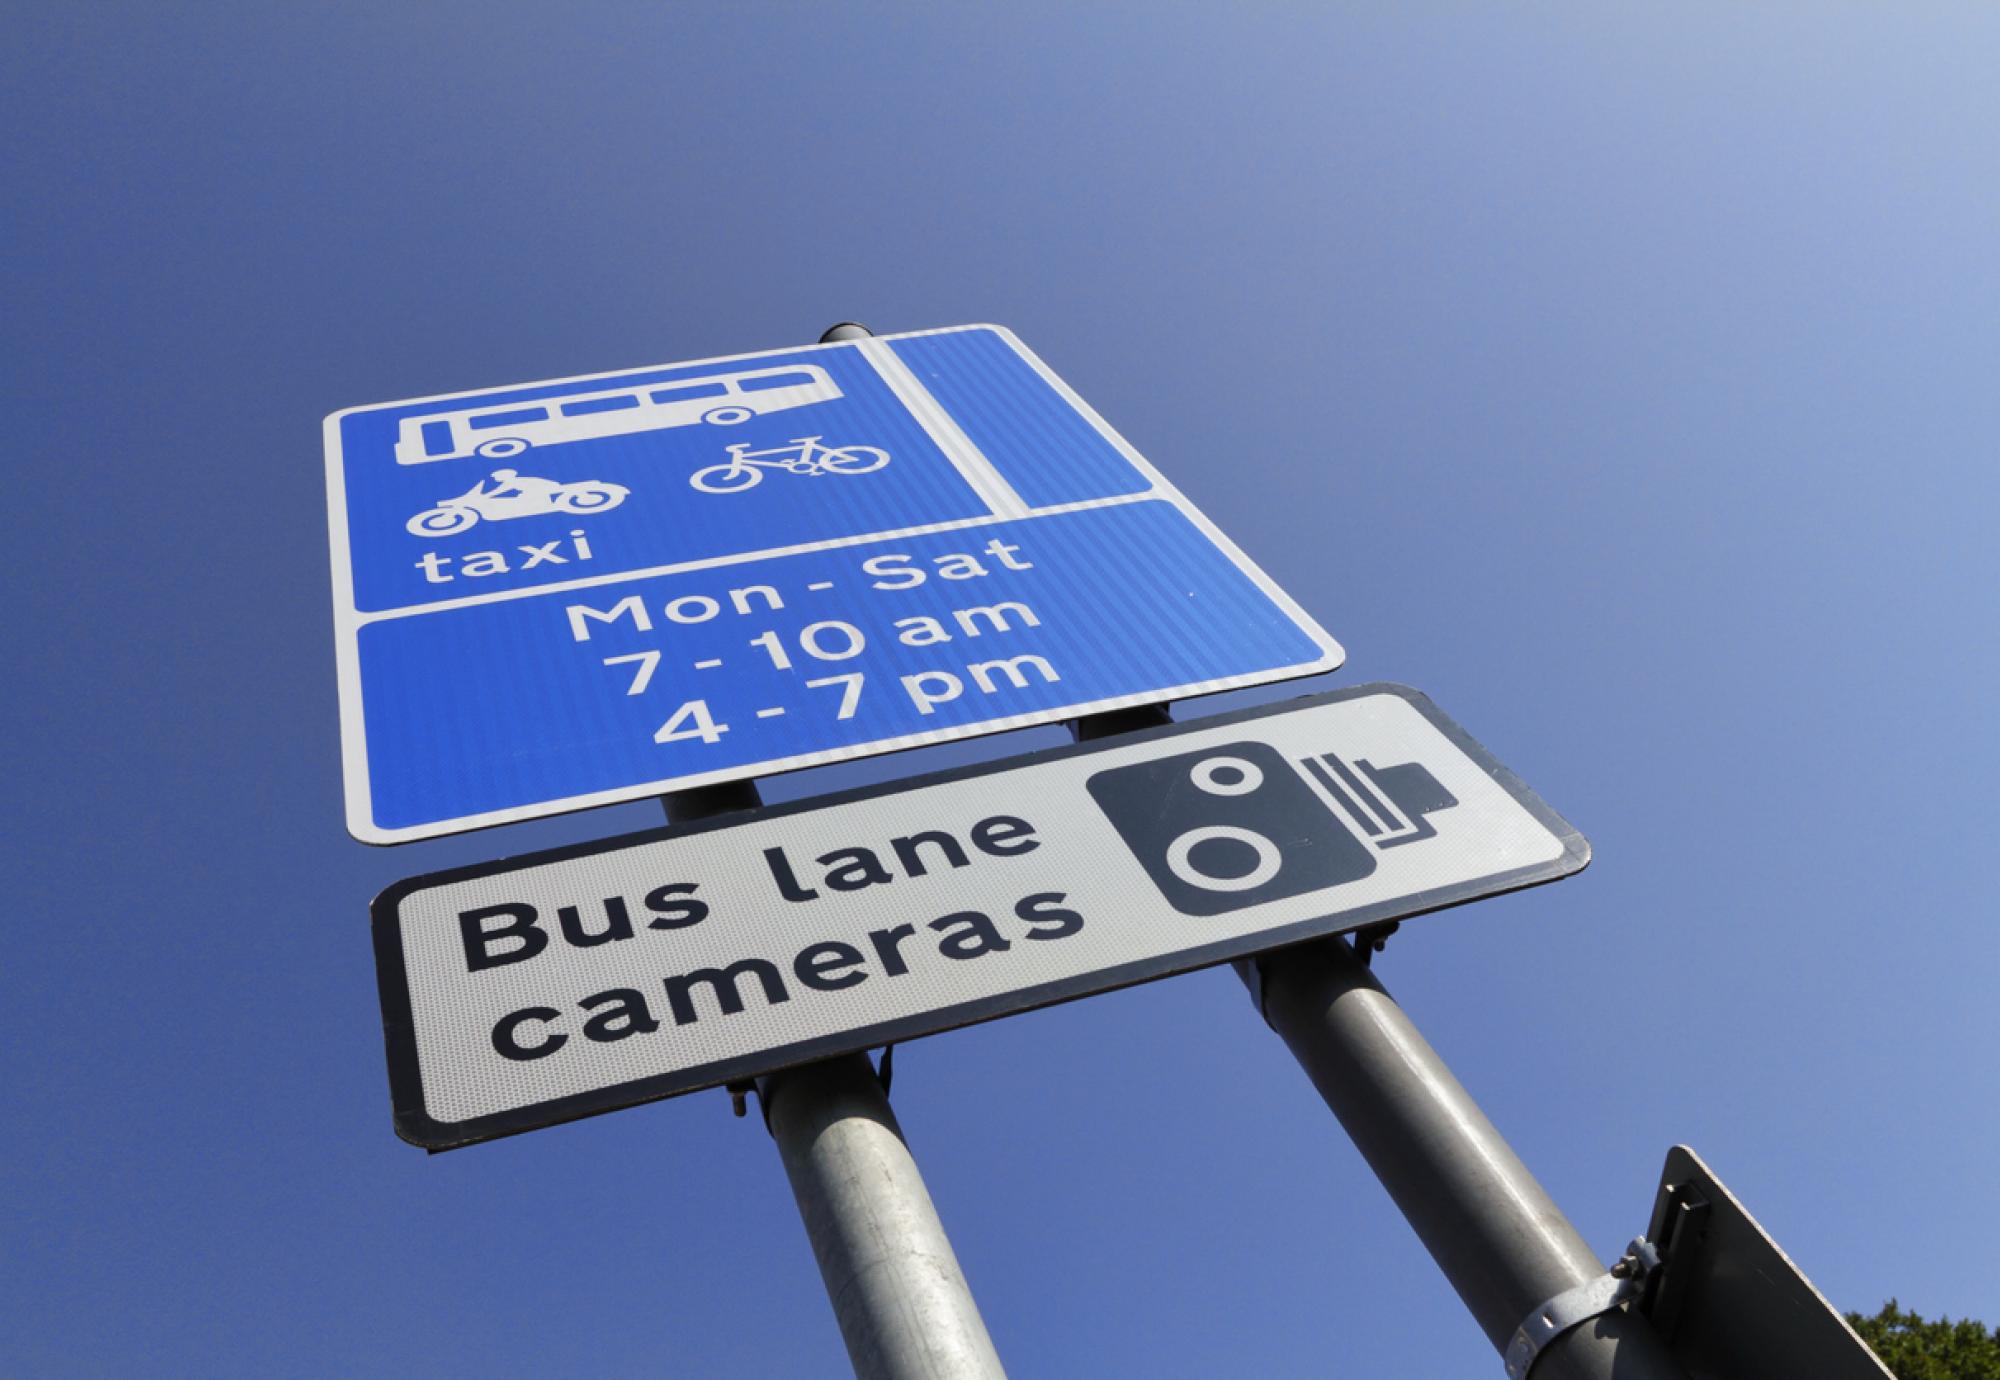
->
<box><xmin>325</xmin><ymin>325</ymin><xmax>1344</xmax><ymax>843</ymax></box>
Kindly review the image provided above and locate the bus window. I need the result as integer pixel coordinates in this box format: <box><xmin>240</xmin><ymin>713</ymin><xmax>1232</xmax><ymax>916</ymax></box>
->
<box><xmin>741</xmin><ymin>370</ymin><xmax>817</xmax><ymax>392</ymax></box>
<box><xmin>470</xmin><ymin>406</ymin><xmax>549</xmax><ymax>430</ymax></box>
<box><xmin>649</xmin><ymin>381</ymin><xmax>729</xmax><ymax>403</ymax></box>
<box><xmin>561</xmin><ymin>394</ymin><xmax>641</xmax><ymax>417</ymax></box>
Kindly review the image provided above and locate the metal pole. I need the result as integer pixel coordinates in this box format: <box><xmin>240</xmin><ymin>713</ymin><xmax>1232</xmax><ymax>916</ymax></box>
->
<box><xmin>759</xmin><ymin>1053</ymin><xmax>1006</xmax><ymax>1380</ymax></box>
<box><xmin>1071</xmin><ymin>706</ymin><xmax>1680</xmax><ymax>1377</ymax></box>
<box><xmin>655</xmin><ymin>321</ymin><xmax>1003</xmax><ymax>1380</ymax></box>
<box><xmin>662</xmin><ymin>780</ymin><xmax>1003</xmax><ymax>1379</ymax></box>
<box><xmin>1238</xmin><ymin>938</ymin><xmax>1685</xmax><ymax>1380</ymax></box>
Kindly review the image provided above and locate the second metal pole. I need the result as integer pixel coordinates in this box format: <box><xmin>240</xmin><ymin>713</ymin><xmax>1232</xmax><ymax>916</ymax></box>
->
<box><xmin>1074</xmin><ymin>705</ymin><xmax>1679</xmax><ymax>1377</ymax></box>
<box><xmin>1239</xmin><ymin>938</ymin><xmax>1685</xmax><ymax>1380</ymax></box>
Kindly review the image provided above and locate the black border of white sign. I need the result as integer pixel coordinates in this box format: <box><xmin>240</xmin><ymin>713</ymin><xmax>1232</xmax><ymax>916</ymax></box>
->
<box><xmin>373</xmin><ymin>684</ymin><xmax>1588</xmax><ymax>1150</ymax></box>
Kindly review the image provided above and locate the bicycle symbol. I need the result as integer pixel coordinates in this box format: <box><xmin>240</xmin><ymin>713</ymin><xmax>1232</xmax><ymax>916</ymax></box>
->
<box><xmin>689</xmin><ymin>436</ymin><xmax>890</xmax><ymax>494</ymax></box>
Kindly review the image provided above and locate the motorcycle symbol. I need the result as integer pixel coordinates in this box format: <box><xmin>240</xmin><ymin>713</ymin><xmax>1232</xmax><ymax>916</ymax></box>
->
<box><xmin>405</xmin><ymin>468</ymin><xmax>629</xmax><ymax>537</ymax></box>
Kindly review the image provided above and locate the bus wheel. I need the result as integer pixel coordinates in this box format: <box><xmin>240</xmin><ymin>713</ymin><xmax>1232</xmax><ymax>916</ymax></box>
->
<box><xmin>701</xmin><ymin>406</ymin><xmax>754</xmax><ymax>425</ymax></box>
<box><xmin>476</xmin><ymin>437</ymin><xmax>529</xmax><ymax>459</ymax></box>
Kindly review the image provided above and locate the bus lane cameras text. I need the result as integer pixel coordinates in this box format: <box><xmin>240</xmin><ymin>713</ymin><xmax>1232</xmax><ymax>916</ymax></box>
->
<box><xmin>563</xmin><ymin>536</ymin><xmax>1064</xmax><ymax>745</ymax></box>
<box><xmin>456</xmin><ymin>812</ymin><xmax>1084</xmax><ymax>1064</ymax></box>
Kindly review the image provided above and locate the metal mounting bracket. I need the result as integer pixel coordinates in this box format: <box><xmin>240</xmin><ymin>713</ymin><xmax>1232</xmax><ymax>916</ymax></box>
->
<box><xmin>734</xmin><ymin>1047</ymin><xmax>894</xmax><ymax>1126</ymax></box>
<box><xmin>1503</xmin><ymin>1237</ymin><xmax>1661</xmax><ymax>1379</ymax></box>
<box><xmin>1351</xmin><ymin>920</ymin><xmax>1400</xmax><ymax>966</ymax></box>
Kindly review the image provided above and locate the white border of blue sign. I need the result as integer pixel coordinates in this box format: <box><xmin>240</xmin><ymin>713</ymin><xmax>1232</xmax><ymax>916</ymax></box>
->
<box><xmin>326</xmin><ymin>325</ymin><xmax>1344</xmax><ymax>844</ymax></box>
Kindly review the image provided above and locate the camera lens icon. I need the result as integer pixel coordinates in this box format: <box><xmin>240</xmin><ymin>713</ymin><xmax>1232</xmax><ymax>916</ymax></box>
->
<box><xmin>1087</xmin><ymin>740</ymin><xmax>1380</xmax><ymax>916</ymax></box>
<box><xmin>1163</xmin><ymin>757</ymin><xmax>1283</xmax><ymax>892</ymax></box>
<box><xmin>1166</xmin><ymin>825</ymin><xmax>1284</xmax><ymax>892</ymax></box>
<box><xmin>1190</xmin><ymin>755</ymin><xmax>1262</xmax><ymax>795</ymax></box>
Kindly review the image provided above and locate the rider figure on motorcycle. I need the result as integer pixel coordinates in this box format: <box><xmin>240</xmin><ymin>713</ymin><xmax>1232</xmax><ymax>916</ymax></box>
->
<box><xmin>485</xmin><ymin>468</ymin><xmax>563</xmax><ymax>502</ymax></box>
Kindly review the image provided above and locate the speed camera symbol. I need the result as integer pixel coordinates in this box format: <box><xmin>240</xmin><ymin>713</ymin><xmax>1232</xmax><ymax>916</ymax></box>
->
<box><xmin>1085</xmin><ymin>741</ymin><xmax>1378</xmax><ymax>916</ymax></box>
<box><xmin>1087</xmin><ymin>739</ymin><xmax>1461</xmax><ymax>917</ymax></box>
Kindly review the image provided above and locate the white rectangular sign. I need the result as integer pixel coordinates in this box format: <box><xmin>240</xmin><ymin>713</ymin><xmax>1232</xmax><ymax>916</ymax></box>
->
<box><xmin>373</xmin><ymin>685</ymin><xmax>1587</xmax><ymax>1149</ymax></box>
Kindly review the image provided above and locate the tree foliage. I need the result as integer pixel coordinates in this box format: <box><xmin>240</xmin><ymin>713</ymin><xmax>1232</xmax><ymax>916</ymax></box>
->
<box><xmin>1847</xmin><ymin>1300</ymin><xmax>2000</xmax><ymax>1380</ymax></box>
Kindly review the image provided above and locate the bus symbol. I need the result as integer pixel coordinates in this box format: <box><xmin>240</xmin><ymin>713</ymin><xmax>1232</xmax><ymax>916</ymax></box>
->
<box><xmin>393</xmin><ymin>364</ymin><xmax>843</xmax><ymax>465</ymax></box>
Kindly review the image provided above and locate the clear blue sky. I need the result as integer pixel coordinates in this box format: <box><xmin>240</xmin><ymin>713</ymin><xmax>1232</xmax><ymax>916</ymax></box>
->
<box><xmin>5</xmin><ymin>5</ymin><xmax>1996</xmax><ymax>1375</ymax></box>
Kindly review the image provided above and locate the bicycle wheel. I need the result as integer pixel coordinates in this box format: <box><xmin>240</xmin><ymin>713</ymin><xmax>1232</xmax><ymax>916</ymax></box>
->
<box><xmin>690</xmin><ymin>463</ymin><xmax>761</xmax><ymax>494</ymax></box>
<box><xmin>819</xmin><ymin>445</ymin><xmax>890</xmax><ymax>475</ymax></box>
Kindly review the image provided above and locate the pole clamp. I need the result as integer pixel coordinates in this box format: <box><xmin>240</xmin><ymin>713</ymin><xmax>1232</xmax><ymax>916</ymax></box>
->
<box><xmin>1502</xmin><ymin>1237</ymin><xmax>1660</xmax><ymax>1379</ymax></box>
